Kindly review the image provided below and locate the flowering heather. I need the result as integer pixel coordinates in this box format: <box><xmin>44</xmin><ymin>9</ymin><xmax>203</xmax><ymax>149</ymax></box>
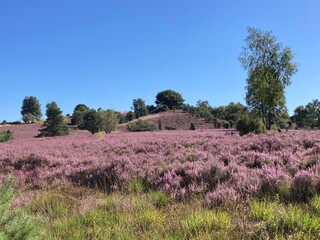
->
<box><xmin>1</xmin><ymin>124</ymin><xmax>320</xmax><ymax>203</ymax></box>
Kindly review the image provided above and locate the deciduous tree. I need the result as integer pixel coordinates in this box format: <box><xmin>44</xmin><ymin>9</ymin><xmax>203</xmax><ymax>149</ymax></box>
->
<box><xmin>239</xmin><ymin>27</ymin><xmax>298</xmax><ymax>129</ymax></box>
<box><xmin>155</xmin><ymin>90</ymin><xmax>184</xmax><ymax>110</ymax></box>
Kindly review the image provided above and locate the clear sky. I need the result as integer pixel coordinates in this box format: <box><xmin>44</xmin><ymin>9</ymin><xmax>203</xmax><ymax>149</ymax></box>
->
<box><xmin>0</xmin><ymin>1</ymin><xmax>319</xmax><ymax>121</ymax></box>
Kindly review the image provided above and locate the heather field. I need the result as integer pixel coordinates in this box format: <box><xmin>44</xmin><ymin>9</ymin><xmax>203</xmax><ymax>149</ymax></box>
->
<box><xmin>2</xmin><ymin>124</ymin><xmax>320</xmax><ymax>239</ymax></box>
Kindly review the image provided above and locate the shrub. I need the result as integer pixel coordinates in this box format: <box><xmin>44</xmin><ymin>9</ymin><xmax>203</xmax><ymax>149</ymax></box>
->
<box><xmin>0</xmin><ymin>130</ymin><xmax>14</xmax><ymax>143</ymax></box>
<box><xmin>158</xmin><ymin>120</ymin><xmax>162</xmax><ymax>130</ymax></box>
<box><xmin>0</xmin><ymin>176</ymin><xmax>42</xmax><ymax>239</ymax></box>
<box><xmin>164</xmin><ymin>125</ymin><xmax>177</xmax><ymax>130</ymax></box>
<box><xmin>236</xmin><ymin>115</ymin><xmax>266</xmax><ymax>136</ymax></box>
<box><xmin>127</xmin><ymin>120</ymin><xmax>156</xmax><ymax>132</ymax></box>
<box><xmin>291</xmin><ymin>173</ymin><xmax>315</xmax><ymax>202</ymax></box>
<box><xmin>190</xmin><ymin>123</ymin><xmax>196</xmax><ymax>130</ymax></box>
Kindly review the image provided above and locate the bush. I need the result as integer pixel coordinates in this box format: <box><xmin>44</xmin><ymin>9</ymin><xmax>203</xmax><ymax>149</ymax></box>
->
<box><xmin>158</xmin><ymin>120</ymin><xmax>162</xmax><ymax>130</ymax></box>
<box><xmin>291</xmin><ymin>173</ymin><xmax>315</xmax><ymax>202</ymax></box>
<box><xmin>127</xmin><ymin>120</ymin><xmax>156</xmax><ymax>132</ymax></box>
<box><xmin>190</xmin><ymin>123</ymin><xmax>196</xmax><ymax>130</ymax></box>
<box><xmin>0</xmin><ymin>130</ymin><xmax>14</xmax><ymax>143</ymax></box>
<box><xmin>164</xmin><ymin>125</ymin><xmax>177</xmax><ymax>130</ymax></box>
<box><xmin>236</xmin><ymin>115</ymin><xmax>266</xmax><ymax>136</ymax></box>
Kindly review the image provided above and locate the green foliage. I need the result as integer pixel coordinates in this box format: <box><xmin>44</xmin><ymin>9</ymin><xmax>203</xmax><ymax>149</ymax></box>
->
<box><xmin>150</xmin><ymin>191</ymin><xmax>170</xmax><ymax>208</ymax></box>
<box><xmin>29</xmin><ymin>191</ymin><xmax>70</xmax><ymax>219</ymax></box>
<box><xmin>0</xmin><ymin>176</ymin><xmax>42</xmax><ymax>239</ymax></box>
<box><xmin>155</xmin><ymin>90</ymin><xmax>184</xmax><ymax>110</ymax></box>
<box><xmin>292</xmin><ymin>99</ymin><xmax>320</xmax><ymax>129</ymax></box>
<box><xmin>190</xmin><ymin>122</ymin><xmax>196</xmax><ymax>130</ymax></box>
<box><xmin>146</xmin><ymin>105</ymin><xmax>156</xmax><ymax>114</ymax></box>
<box><xmin>116</xmin><ymin>112</ymin><xmax>127</xmax><ymax>124</ymax></box>
<box><xmin>21</xmin><ymin>96</ymin><xmax>42</xmax><ymax>123</ymax></box>
<box><xmin>0</xmin><ymin>130</ymin><xmax>14</xmax><ymax>143</ymax></box>
<box><xmin>236</xmin><ymin>115</ymin><xmax>266</xmax><ymax>136</ymax></box>
<box><xmin>132</xmin><ymin>98</ymin><xmax>149</xmax><ymax>118</ymax></box>
<box><xmin>188</xmin><ymin>101</ymin><xmax>248</xmax><ymax>127</ymax></box>
<box><xmin>181</xmin><ymin>210</ymin><xmax>232</xmax><ymax>238</ymax></box>
<box><xmin>40</xmin><ymin>102</ymin><xmax>69</xmax><ymax>137</ymax></box>
<box><xmin>239</xmin><ymin>27</ymin><xmax>298</xmax><ymax>130</ymax></box>
<box><xmin>79</xmin><ymin>109</ymin><xmax>105</xmax><ymax>134</ymax></box>
<box><xmin>103</xmin><ymin>110</ymin><xmax>119</xmax><ymax>133</ymax></box>
<box><xmin>152</xmin><ymin>104</ymin><xmax>169</xmax><ymax>113</ymax></box>
<box><xmin>164</xmin><ymin>125</ymin><xmax>177</xmax><ymax>130</ymax></box>
<box><xmin>127</xmin><ymin>120</ymin><xmax>156</xmax><ymax>132</ymax></box>
<box><xmin>251</xmin><ymin>199</ymin><xmax>320</xmax><ymax>238</ymax></box>
<box><xmin>128</xmin><ymin>179</ymin><xmax>146</xmax><ymax>194</ymax></box>
<box><xmin>71</xmin><ymin>104</ymin><xmax>89</xmax><ymax>126</ymax></box>
<box><xmin>125</xmin><ymin>111</ymin><xmax>136</xmax><ymax>122</ymax></box>
<box><xmin>79</xmin><ymin>109</ymin><xmax>118</xmax><ymax>134</ymax></box>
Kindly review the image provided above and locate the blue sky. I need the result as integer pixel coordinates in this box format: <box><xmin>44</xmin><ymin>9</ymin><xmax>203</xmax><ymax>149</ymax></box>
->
<box><xmin>0</xmin><ymin>1</ymin><xmax>319</xmax><ymax>121</ymax></box>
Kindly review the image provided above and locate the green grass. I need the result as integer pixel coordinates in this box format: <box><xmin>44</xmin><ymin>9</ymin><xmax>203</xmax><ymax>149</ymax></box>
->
<box><xmin>23</xmin><ymin>186</ymin><xmax>320</xmax><ymax>239</ymax></box>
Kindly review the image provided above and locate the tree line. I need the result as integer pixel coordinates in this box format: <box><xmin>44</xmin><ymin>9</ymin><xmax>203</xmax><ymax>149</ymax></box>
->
<box><xmin>4</xmin><ymin>27</ymin><xmax>317</xmax><ymax>136</ymax></box>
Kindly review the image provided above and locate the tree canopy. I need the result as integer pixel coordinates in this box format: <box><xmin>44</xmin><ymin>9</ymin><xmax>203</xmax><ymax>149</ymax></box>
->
<box><xmin>155</xmin><ymin>90</ymin><xmax>184</xmax><ymax>110</ymax></box>
<box><xmin>79</xmin><ymin>109</ymin><xmax>118</xmax><ymax>134</ymax></box>
<box><xmin>292</xmin><ymin>100</ymin><xmax>320</xmax><ymax>129</ymax></box>
<box><xmin>21</xmin><ymin>96</ymin><xmax>42</xmax><ymax>123</ymax></box>
<box><xmin>132</xmin><ymin>98</ymin><xmax>149</xmax><ymax>118</ymax></box>
<box><xmin>239</xmin><ymin>27</ymin><xmax>298</xmax><ymax>129</ymax></box>
<box><xmin>71</xmin><ymin>104</ymin><xmax>89</xmax><ymax>126</ymax></box>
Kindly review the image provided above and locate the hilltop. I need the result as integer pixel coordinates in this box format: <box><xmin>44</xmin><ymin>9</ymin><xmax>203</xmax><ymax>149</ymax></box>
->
<box><xmin>117</xmin><ymin>110</ymin><xmax>215</xmax><ymax>132</ymax></box>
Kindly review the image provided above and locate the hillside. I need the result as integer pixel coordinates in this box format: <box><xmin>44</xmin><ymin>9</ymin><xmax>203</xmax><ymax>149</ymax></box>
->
<box><xmin>117</xmin><ymin>110</ymin><xmax>215</xmax><ymax>132</ymax></box>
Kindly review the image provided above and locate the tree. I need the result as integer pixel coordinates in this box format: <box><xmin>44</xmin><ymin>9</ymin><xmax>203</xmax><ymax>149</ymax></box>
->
<box><xmin>21</xmin><ymin>96</ymin><xmax>42</xmax><ymax>123</ymax></box>
<box><xmin>125</xmin><ymin>111</ymin><xmax>136</xmax><ymax>122</ymax></box>
<box><xmin>40</xmin><ymin>102</ymin><xmax>69</xmax><ymax>136</ymax></box>
<box><xmin>102</xmin><ymin>110</ymin><xmax>119</xmax><ymax>133</ymax></box>
<box><xmin>79</xmin><ymin>109</ymin><xmax>118</xmax><ymax>134</ymax></box>
<box><xmin>71</xmin><ymin>104</ymin><xmax>89</xmax><ymax>125</ymax></box>
<box><xmin>239</xmin><ymin>27</ymin><xmax>298</xmax><ymax>130</ymax></box>
<box><xmin>79</xmin><ymin>109</ymin><xmax>105</xmax><ymax>134</ymax></box>
<box><xmin>132</xmin><ymin>98</ymin><xmax>149</xmax><ymax>118</ymax></box>
<box><xmin>292</xmin><ymin>100</ymin><xmax>320</xmax><ymax>129</ymax></box>
<box><xmin>155</xmin><ymin>90</ymin><xmax>184</xmax><ymax>110</ymax></box>
<box><xmin>236</xmin><ymin>115</ymin><xmax>266</xmax><ymax>136</ymax></box>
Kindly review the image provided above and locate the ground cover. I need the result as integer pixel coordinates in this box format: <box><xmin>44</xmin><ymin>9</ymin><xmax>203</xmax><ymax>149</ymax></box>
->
<box><xmin>1</xmin><ymin>124</ymin><xmax>320</xmax><ymax>238</ymax></box>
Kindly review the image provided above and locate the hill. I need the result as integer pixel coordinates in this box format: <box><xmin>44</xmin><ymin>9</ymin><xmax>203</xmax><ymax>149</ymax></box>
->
<box><xmin>117</xmin><ymin>110</ymin><xmax>215</xmax><ymax>132</ymax></box>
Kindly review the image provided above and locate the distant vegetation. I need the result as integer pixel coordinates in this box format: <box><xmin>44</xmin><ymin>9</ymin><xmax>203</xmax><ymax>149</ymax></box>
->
<box><xmin>127</xmin><ymin>120</ymin><xmax>157</xmax><ymax>132</ymax></box>
<box><xmin>7</xmin><ymin>27</ymin><xmax>320</xmax><ymax>136</ymax></box>
<box><xmin>21</xmin><ymin>96</ymin><xmax>42</xmax><ymax>124</ymax></box>
<box><xmin>38</xmin><ymin>102</ymin><xmax>69</xmax><ymax>137</ymax></box>
<box><xmin>0</xmin><ymin>130</ymin><xmax>14</xmax><ymax>142</ymax></box>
